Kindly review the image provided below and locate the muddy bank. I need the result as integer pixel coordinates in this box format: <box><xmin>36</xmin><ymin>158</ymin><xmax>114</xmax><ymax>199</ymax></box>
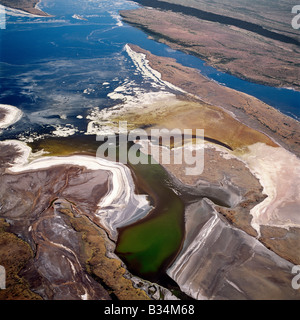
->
<box><xmin>127</xmin><ymin>44</ymin><xmax>300</xmax><ymax>157</ymax></box>
<box><xmin>168</xmin><ymin>200</ymin><xmax>300</xmax><ymax>300</ymax></box>
<box><xmin>0</xmin><ymin>0</ymin><xmax>50</xmax><ymax>16</ymax></box>
<box><xmin>101</xmin><ymin>44</ymin><xmax>300</xmax><ymax>297</ymax></box>
<box><xmin>153</xmin><ymin>0</ymin><xmax>298</xmax><ymax>42</ymax></box>
<box><xmin>130</xmin><ymin>0</ymin><xmax>299</xmax><ymax>45</ymax></box>
<box><xmin>0</xmin><ymin>142</ymin><xmax>25</xmax><ymax>170</ymax></box>
<box><xmin>121</xmin><ymin>9</ymin><xmax>300</xmax><ymax>89</ymax></box>
<box><xmin>0</xmin><ymin>142</ymin><xmax>153</xmax><ymax>300</ymax></box>
<box><xmin>7</xmin><ymin>154</ymin><xmax>152</xmax><ymax>241</ymax></box>
<box><xmin>0</xmin><ymin>219</ymin><xmax>42</xmax><ymax>300</ymax></box>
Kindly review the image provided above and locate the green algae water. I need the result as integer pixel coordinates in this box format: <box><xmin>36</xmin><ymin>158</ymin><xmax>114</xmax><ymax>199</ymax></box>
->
<box><xmin>29</xmin><ymin>136</ymin><xmax>185</xmax><ymax>280</ymax></box>
<box><xmin>116</xmin><ymin>155</ymin><xmax>184</xmax><ymax>278</ymax></box>
<box><xmin>115</xmin><ymin>146</ymin><xmax>185</xmax><ymax>279</ymax></box>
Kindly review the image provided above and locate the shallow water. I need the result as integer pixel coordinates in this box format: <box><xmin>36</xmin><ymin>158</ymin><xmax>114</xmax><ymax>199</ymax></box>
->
<box><xmin>116</xmin><ymin>151</ymin><xmax>185</xmax><ymax>279</ymax></box>
<box><xmin>0</xmin><ymin>0</ymin><xmax>299</xmax><ymax>144</ymax></box>
<box><xmin>28</xmin><ymin>135</ymin><xmax>185</xmax><ymax>280</ymax></box>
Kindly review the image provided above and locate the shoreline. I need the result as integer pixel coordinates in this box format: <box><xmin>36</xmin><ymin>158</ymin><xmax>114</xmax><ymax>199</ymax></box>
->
<box><xmin>0</xmin><ymin>0</ymin><xmax>51</xmax><ymax>17</ymax></box>
<box><xmin>5</xmin><ymin>149</ymin><xmax>152</xmax><ymax>241</ymax></box>
<box><xmin>240</xmin><ymin>143</ymin><xmax>300</xmax><ymax>236</ymax></box>
<box><xmin>0</xmin><ymin>139</ymin><xmax>179</xmax><ymax>300</ymax></box>
<box><xmin>95</xmin><ymin>44</ymin><xmax>300</xmax><ymax>267</ymax></box>
<box><xmin>0</xmin><ymin>104</ymin><xmax>23</xmax><ymax>130</ymax></box>
<box><xmin>128</xmin><ymin>0</ymin><xmax>299</xmax><ymax>45</ymax></box>
<box><xmin>127</xmin><ymin>44</ymin><xmax>300</xmax><ymax>158</ymax></box>
<box><xmin>0</xmin><ymin>1</ymin><xmax>299</xmax><ymax>299</ymax></box>
<box><xmin>120</xmin><ymin>8</ymin><xmax>300</xmax><ymax>90</ymax></box>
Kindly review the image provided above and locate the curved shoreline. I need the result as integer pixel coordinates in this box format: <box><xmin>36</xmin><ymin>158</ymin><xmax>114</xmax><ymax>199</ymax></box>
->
<box><xmin>120</xmin><ymin>8</ymin><xmax>300</xmax><ymax>90</ymax></box>
<box><xmin>0</xmin><ymin>0</ymin><xmax>299</xmax><ymax>299</ymax></box>
<box><xmin>239</xmin><ymin>143</ymin><xmax>300</xmax><ymax>235</ymax></box>
<box><xmin>0</xmin><ymin>140</ymin><xmax>173</xmax><ymax>300</ymax></box>
<box><xmin>17</xmin><ymin>135</ymin><xmax>188</xmax><ymax>286</ymax></box>
<box><xmin>130</xmin><ymin>0</ymin><xmax>299</xmax><ymax>46</ymax></box>
<box><xmin>0</xmin><ymin>0</ymin><xmax>50</xmax><ymax>16</ymax></box>
<box><xmin>126</xmin><ymin>44</ymin><xmax>300</xmax><ymax>157</ymax></box>
<box><xmin>0</xmin><ymin>104</ymin><xmax>23</xmax><ymax>130</ymax></box>
<box><xmin>6</xmin><ymin>152</ymin><xmax>152</xmax><ymax>240</ymax></box>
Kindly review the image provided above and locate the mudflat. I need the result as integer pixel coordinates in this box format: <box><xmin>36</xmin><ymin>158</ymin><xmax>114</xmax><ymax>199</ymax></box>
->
<box><xmin>127</xmin><ymin>44</ymin><xmax>300</xmax><ymax>157</ymax></box>
<box><xmin>97</xmin><ymin>44</ymin><xmax>300</xmax><ymax>276</ymax></box>
<box><xmin>120</xmin><ymin>7</ymin><xmax>300</xmax><ymax>89</ymax></box>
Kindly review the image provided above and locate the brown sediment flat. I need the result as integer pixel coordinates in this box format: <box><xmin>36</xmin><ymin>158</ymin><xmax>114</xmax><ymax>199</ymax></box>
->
<box><xmin>121</xmin><ymin>9</ymin><xmax>300</xmax><ymax>89</ymax></box>
<box><xmin>111</xmin><ymin>46</ymin><xmax>300</xmax><ymax>266</ymax></box>
<box><xmin>0</xmin><ymin>143</ymin><xmax>17</xmax><ymax>167</ymax></box>
<box><xmin>166</xmin><ymin>146</ymin><xmax>266</xmax><ymax>238</ymax></box>
<box><xmin>139</xmin><ymin>141</ymin><xmax>264</xmax><ymax>239</ymax></box>
<box><xmin>0</xmin><ymin>0</ymin><xmax>50</xmax><ymax>16</ymax></box>
<box><xmin>128</xmin><ymin>44</ymin><xmax>300</xmax><ymax>157</ymax></box>
<box><xmin>0</xmin><ymin>219</ymin><xmax>42</xmax><ymax>300</ymax></box>
<box><xmin>0</xmin><ymin>144</ymin><xmax>23</xmax><ymax>171</ymax></box>
<box><xmin>113</xmin><ymin>94</ymin><xmax>278</xmax><ymax>150</ymax></box>
<box><xmin>260</xmin><ymin>226</ymin><xmax>300</xmax><ymax>265</ymax></box>
<box><xmin>168</xmin><ymin>200</ymin><xmax>300</xmax><ymax>300</ymax></box>
<box><xmin>0</xmin><ymin>165</ymin><xmax>109</xmax><ymax>299</ymax></box>
<box><xmin>153</xmin><ymin>0</ymin><xmax>298</xmax><ymax>42</ymax></box>
<box><xmin>0</xmin><ymin>143</ymin><xmax>150</xmax><ymax>300</ymax></box>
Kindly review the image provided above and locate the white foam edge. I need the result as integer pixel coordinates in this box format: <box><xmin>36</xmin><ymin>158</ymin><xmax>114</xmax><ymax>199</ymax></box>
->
<box><xmin>124</xmin><ymin>44</ymin><xmax>186</xmax><ymax>93</ymax></box>
<box><xmin>0</xmin><ymin>140</ymin><xmax>31</xmax><ymax>166</ymax></box>
<box><xmin>0</xmin><ymin>104</ymin><xmax>23</xmax><ymax>129</ymax></box>
<box><xmin>238</xmin><ymin>143</ymin><xmax>300</xmax><ymax>235</ymax></box>
<box><xmin>4</xmin><ymin>6</ymin><xmax>43</xmax><ymax>18</ymax></box>
<box><xmin>6</xmin><ymin>148</ymin><xmax>151</xmax><ymax>236</ymax></box>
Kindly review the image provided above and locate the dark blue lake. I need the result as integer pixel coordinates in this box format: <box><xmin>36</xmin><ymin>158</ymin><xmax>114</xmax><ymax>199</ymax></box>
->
<box><xmin>0</xmin><ymin>0</ymin><xmax>299</xmax><ymax>140</ymax></box>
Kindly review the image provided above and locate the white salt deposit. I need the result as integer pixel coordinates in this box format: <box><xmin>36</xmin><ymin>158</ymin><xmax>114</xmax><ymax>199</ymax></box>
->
<box><xmin>0</xmin><ymin>104</ymin><xmax>23</xmax><ymax>129</ymax></box>
<box><xmin>240</xmin><ymin>143</ymin><xmax>300</xmax><ymax>235</ymax></box>
<box><xmin>7</xmin><ymin>148</ymin><xmax>151</xmax><ymax>240</ymax></box>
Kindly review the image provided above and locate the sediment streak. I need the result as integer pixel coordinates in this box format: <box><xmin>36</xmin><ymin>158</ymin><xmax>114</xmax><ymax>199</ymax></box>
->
<box><xmin>7</xmin><ymin>151</ymin><xmax>152</xmax><ymax>240</ymax></box>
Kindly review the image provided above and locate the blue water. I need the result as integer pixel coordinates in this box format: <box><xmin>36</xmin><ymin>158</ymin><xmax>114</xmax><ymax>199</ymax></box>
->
<box><xmin>0</xmin><ymin>0</ymin><xmax>299</xmax><ymax>140</ymax></box>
